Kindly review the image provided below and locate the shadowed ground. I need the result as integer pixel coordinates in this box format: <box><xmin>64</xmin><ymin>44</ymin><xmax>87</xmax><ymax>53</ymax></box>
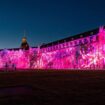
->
<box><xmin>0</xmin><ymin>70</ymin><xmax>105</xmax><ymax>105</ymax></box>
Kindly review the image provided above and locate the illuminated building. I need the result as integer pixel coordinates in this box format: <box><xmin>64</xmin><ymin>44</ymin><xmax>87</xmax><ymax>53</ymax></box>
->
<box><xmin>0</xmin><ymin>26</ymin><xmax>105</xmax><ymax>70</ymax></box>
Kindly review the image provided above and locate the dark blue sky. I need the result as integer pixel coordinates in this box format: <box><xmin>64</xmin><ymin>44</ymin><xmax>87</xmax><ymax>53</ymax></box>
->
<box><xmin>0</xmin><ymin>0</ymin><xmax>105</xmax><ymax>49</ymax></box>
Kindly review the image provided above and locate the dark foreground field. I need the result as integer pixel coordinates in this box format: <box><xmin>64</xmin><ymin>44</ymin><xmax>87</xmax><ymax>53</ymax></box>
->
<box><xmin>0</xmin><ymin>70</ymin><xmax>105</xmax><ymax>105</ymax></box>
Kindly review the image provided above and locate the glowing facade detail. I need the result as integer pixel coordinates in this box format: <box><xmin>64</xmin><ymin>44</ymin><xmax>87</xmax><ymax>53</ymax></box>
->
<box><xmin>0</xmin><ymin>27</ymin><xmax>105</xmax><ymax>70</ymax></box>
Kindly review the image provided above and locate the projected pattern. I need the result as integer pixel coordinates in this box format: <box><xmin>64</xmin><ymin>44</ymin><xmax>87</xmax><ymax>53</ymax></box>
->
<box><xmin>0</xmin><ymin>27</ymin><xmax>105</xmax><ymax>70</ymax></box>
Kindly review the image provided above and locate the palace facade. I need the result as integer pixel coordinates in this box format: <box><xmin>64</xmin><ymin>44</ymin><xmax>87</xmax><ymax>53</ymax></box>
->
<box><xmin>0</xmin><ymin>26</ymin><xmax>105</xmax><ymax>70</ymax></box>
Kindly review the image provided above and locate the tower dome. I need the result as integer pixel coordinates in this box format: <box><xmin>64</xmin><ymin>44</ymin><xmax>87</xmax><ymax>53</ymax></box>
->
<box><xmin>21</xmin><ymin>37</ymin><xmax>29</xmax><ymax>50</ymax></box>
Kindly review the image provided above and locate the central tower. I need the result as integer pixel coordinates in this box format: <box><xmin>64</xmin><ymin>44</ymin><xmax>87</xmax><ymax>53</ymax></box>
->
<box><xmin>21</xmin><ymin>37</ymin><xmax>29</xmax><ymax>50</ymax></box>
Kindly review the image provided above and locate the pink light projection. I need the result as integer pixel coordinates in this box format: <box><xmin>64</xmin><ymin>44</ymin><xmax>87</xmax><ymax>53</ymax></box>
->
<box><xmin>0</xmin><ymin>26</ymin><xmax>105</xmax><ymax>70</ymax></box>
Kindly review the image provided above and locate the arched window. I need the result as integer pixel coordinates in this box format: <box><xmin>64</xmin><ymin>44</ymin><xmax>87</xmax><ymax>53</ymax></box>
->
<box><xmin>53</xmin><ymin>46</ymin><xmax>55</xmax><ymax>51</ymax></box>
<box><xmin>96</xmin><ymin>35</ymin><xmax>99</xmax><ymax>41</ymax></box>
<box><xmin>56</xmin><ymin>45</ymin><xmax>58</xmax><ymax>50</ymax></box>
<box><xmin>61</xmin><ymin>44</ymin><xmax>63</xmax><ymax>49</ymax></box>
<box><xmin>92</xmin><ymin>35</ymin><xmax>96</xmax><ymax>42</ymax></box>
<box><xmin>74</xmin><ymin>41</ymin><xmax>77</xmax><ymax>46</ymax></box>
<box><xmin>77</xmin><ymin>40</ymin><xmax>80</xmax><ymax>46</ymax></box>
<box><xmin>48</xmin><ymin>47</ymin><xmax>49</xmax><ymax>52</ymax></box>
<box><xmin>63</xmin><ymin>43</ymin><xmax>65</xmax><ymax>48</ymax></box>
<box><xmin>84</xmin><ymin>38</ymin><xmax>88</xmax><ymax>44</ymax></box>
<box><xmin>71</xmin><ymin>41</ymin><xmax>74</xmax><ymax>47</ymax></box>
<box><xmin>90</xmin><ymin>36</ymin><xmax>94</xmax><ymax>43</ymax></box>
<box><xmin>70</xmin><ymin>42</ymin><xmax>72</xmax><ymax>47</ymax></box>
<box><xmin>66</xmin><ymin>42</ymin><xmax>69</xmax><ymax>47</ymax></box>
<box><xmin>57</xmin><ymin>44</ymin><xmax>60</xmax><ymax>49</ymax></box>
<box><xmin>79</xmin><ymin>40</ymin><xmax>83</xmax><ymax>45</ymax></box>
<box><xmin>68</xmin><ymin>42</ymin><xmax>71</xmax><ymax>47</ymax></box>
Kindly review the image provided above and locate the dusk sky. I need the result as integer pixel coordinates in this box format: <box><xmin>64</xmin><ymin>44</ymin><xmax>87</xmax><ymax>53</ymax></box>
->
<box><xmin>0</xmin><ymin>0</ymin><xmax>105</xmax><ymax>49</ymax></box>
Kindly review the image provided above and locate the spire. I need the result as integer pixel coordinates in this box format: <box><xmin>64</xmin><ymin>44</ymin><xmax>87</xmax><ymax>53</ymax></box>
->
<box><xmin>24</xmin><ymin>30</ymin><xmax>26</xmax><ymax>37</ymax></box>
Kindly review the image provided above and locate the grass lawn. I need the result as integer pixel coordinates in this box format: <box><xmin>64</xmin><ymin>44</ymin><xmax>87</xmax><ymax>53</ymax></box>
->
<box><xmin>0</xmin><ymin>70</ymin><xmax>105</xmax><ymax>105</ymax></box>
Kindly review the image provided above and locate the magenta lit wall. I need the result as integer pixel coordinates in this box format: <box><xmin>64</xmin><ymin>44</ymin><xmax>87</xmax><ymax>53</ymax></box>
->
<box><xmin>0</xmin><ymin>27</ymin><xmax>105</xmax><ymax>70</ymax></box>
